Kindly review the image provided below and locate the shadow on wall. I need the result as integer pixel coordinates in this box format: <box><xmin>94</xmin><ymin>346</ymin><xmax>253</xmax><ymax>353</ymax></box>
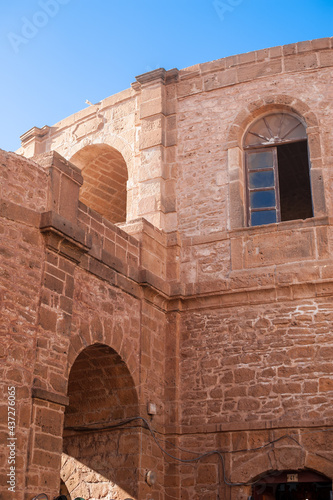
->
<box><xmin>61</xmin><ymin>344</ymin><xmax>139</xmax><ymax>500</ymax></box>
<box><xmin>70</xmin><ymin>144</ymin><xmax>128</xmax><ymax>224</ymax></box>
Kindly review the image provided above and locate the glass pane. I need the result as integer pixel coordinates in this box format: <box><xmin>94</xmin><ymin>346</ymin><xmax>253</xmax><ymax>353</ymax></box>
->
<box><xmin>248</xmin><ymin>151</ymin><xmax>274</xmax><ymax>170</ymax></box>
<box><xmin>282</xmin><ymin>123</ymin><xmax>307</xmax><ymax>142</ymax></box>
<box><xmin>244</xmin><ymin>118</ymin><xmax>271</xmax><ymax>147</ymax></box>
<box><xmin>279</xmin><ymin>115</ymin><xmax>306</xmax><ymax>141</ymax></box>
<box><xmin>249</xmin><ymin>171</ymin><xmax>274</xmax><ymax>189</ymax></box>
<box><xmin>266</xmin><ymin>114</ymin><xmax>284</xmax><ymax>135</ymax></box>
<box><xmin>245</xmin><ymin>113</ymin><xmax>306</xmax><ymax>147</ymax></box>
<box><xmin>250</xmin><ymin>190</ymin><xmax>276</xmax><ymax>209</ymax></box>
<box><xmin>251</xmin><ymin>210</ymin><xmax>277</xmax><ymax>226</ymax></box>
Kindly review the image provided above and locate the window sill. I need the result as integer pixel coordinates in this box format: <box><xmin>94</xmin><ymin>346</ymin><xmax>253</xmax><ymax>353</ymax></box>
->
<box><xmin>229</xmin><ymin>216</ymin><xmax>331</xmax><ymax>271</ymax></box>
<box><xmin>229</xmin><ymin>215</ymin><xmax>331</xmax><ymax>237</ymax></box>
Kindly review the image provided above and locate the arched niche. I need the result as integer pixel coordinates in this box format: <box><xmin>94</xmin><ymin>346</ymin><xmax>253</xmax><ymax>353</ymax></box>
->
<box><xmin>70</xmin><ymin>144</ymin><xmax>128</xmax><ymax>224</ymax></box>
<box><xmin>62</xmin><ymin>343</ymin><xmax>139</xmax><ymax>500</ymax></box>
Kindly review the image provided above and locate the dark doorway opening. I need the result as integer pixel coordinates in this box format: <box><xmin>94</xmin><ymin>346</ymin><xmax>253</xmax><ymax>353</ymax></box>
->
<box><xmin>252</xmin><ymin>471</ymin><xmax>332</xmax><ymax>500</ymax></box>
<box><xmin>277</xmin><ymin>140</ymin><xmax>313</xmax><ymax>222</ymax></box>
<box><xmin>62</xmin><ymin>344</ymin><xmax>139</xmax><ymax>499</ymax></box>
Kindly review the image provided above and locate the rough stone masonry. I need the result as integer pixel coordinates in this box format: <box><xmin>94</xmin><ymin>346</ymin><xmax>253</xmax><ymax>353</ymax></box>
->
<box><xmin>1</xmin><ymin>37</ymin><xmax>333</xmax><ymax>500</ymax></box>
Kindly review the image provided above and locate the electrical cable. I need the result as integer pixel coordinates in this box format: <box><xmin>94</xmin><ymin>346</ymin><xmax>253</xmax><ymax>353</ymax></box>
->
<box><xmin>65</xmin><ymin>416</ymin><xmax>324</xmax><ymax>487</ymax></box>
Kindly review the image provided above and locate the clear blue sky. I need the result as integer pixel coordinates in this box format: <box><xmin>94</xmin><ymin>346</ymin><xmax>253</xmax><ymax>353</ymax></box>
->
<box><xmin>1</xmin><ymin>0</ymin><xmax>332</xmax><ymax>152</ymax></box>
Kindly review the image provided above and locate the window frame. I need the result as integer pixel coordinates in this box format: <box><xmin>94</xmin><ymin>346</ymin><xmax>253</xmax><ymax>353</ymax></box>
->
<box><xmin>245</xmin><ymin>147</ymin><xmax>281</xmax><ymax>227</ymax></box>
<box><xmin>227</xmin><ymin>100</ymin><xmax>326</xmax><ymax>232</ymax></box>
<box><xmin>243</xmin><ymin>113</ymin><xmax>316</xmax><ymax>228</ymax></box>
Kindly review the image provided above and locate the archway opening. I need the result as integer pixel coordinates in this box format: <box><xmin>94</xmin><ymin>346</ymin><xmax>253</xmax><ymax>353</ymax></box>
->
<box><xmin>62</xmin><ymin>343</ymin><xmax>139</xmax><ymax>500</ymax></box>
<box><xmin>252</xmin><ymin>470</ymin><xmax>332</xmax><ymax>500</ymax></box>
<box><xmin>70</xmin><ymin>144</ymin><xmax>128</xmax><ymax>223</ymax></box>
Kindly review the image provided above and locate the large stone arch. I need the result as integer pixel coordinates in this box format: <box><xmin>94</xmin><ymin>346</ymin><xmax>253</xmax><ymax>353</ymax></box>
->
<box><xmin>61</xmin><ymin>342</ymin><xmax>140</xmax><ymax>500</ymax></box>
<box><xmin>67</xmin><ymin>321</ymin><xmax>139</xmax><ymax>390</ymax></box>
<box><xmin>66</xmin><ymin>134</ymin><xmax>135</xmax><ymax>178</ymax></box>
<box><xmin>226</xmin><ymin>95</ymin><xmax>326</xmax><ymax>229</ymax></box>
<box><xmin>70</xmin><ymin>143</ymin><xmax>129</xmax><ymax>224</ymax></box>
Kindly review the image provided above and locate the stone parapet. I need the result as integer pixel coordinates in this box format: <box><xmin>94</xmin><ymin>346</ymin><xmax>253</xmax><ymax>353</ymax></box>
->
<box><xmin>177</xmin><ymin>37</ymin><xmax>333</xmax><ymax>98</ymax></box>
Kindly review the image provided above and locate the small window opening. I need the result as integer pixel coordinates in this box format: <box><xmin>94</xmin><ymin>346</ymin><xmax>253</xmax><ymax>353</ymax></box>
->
<box><xmin>244</xmin><ymin>113</ymin><xmax>313</xmax><ymax>227</ymax></box>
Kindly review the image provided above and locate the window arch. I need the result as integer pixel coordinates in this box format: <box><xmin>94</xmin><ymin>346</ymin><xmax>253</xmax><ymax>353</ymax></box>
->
<box><xmin>244</xmin><ymin>113</ymin><xmax>313</xmax><ymax>226</ymax></box>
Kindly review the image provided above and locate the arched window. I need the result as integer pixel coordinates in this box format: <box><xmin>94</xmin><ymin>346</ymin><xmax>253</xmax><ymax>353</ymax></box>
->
<box><xmin>244</xmin><ymin>113</ymin><xmax>313</xmax><ymax>226</ymax></box>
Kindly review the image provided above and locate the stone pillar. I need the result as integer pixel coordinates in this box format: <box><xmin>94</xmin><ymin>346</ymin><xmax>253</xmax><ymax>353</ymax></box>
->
<box><xmin>19</xmin><ymin>126</ymin><xmax>50</xmax><ymax>158</ymax></box>
<box><xmin>24</xmin><ymin>152</ymin><xmax>91</xmax><ymax>499</ymax></box>
<box><xmin>133</xmin><ymin>68</ymin><xmax>178</xmax><ymax>232</ymax></box>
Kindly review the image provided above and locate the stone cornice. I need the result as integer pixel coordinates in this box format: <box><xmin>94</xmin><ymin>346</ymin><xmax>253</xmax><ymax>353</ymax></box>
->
<box><xmin>20</xmin><ymin>125</ymin><xmax>50</xmax><ymax>145</ymax></box>
<box><xmin>135</xmin><ymin>67</ymin><xmax>179</xmax><ymax>86</ymax></box>
<box><xmin>135</xmin><ymin>68</ymin><xmax>167</xmax><ymax>85</ymax></box>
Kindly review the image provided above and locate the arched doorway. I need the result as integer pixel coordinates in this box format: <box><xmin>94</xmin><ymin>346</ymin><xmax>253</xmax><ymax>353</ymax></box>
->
<box><xmin>62</xmin><ymin>343</ymin><xmax>139</xmax><ymax>500</ymax></box>
<box><xmin>252</xmin><ymin>470</ymin><xmax>332</xmax><ymax>500</ymax></box>
<box><xmin>70</xmin><ymin>144</ymin><xmax>128</xmax><ymax>223</ymax></box>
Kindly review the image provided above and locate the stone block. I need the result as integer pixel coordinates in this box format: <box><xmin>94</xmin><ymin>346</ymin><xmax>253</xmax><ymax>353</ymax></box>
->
<box><xmin>237</xmin><ymin>60</ymin><xmax>282</xmax><ymax>83</ymax></box>
<box><xmin>284</xmin><ymin>52</ymin><xmax>318</xmax><ymax>72</ymax></box>
<box><xmin>177</xmin><ymin>76</ymin><xmax>203</xmax><ymax>98</ymax></box>
<box><xmin>140</xmin><ymin>98</ymin><xmax>165</xmax><ymax>119</ymax></box>
<box><xmin>319</xmin><ymin>50</ymin><xmax>333</xmax><ymax>67</ymax></box>
<box><xmin>39</xmin><ymin>306</ymin><xmax>58</xmax><ymax>332</ymax></box>
<box><xmin>203</xmin><ymin>68</ymin><xmax>237</xmax><ymax>91</ymax></box>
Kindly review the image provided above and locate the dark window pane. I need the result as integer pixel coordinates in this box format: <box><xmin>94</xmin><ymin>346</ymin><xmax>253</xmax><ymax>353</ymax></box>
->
<box><xmin>248</xmin><ymin>151</ymin><xmax>274</xmax><ymax>170</ymax></box>
<box><xmin>251</xmin><ymin>210</ymin><xmax>277</xmax><ymax>226</ymax></box>
<box><xmin>249</xmin><ymin>171</ymin><xmax>274</xmax><ymax>189</ymax></box>
<box><xmin>250</xmin><ymin>190</ymin><xmax>276</xmax><ymax>209</ymax></box>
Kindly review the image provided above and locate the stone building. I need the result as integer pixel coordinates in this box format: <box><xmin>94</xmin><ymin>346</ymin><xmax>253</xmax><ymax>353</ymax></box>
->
<box><xmin>1</xmin><ymin>37</ymin><xmax>333</xmax><ymax>500</ymax></box>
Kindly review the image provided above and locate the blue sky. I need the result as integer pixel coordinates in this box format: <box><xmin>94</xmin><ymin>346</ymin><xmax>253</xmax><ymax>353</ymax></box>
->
<box><xmin>1</xmin><ymin>0</ymin><xmax>332</xmax><ymax>152</ymax></box>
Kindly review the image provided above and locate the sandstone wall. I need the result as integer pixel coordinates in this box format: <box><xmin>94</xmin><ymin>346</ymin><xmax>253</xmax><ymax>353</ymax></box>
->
<box><xmin>172</xmin><ymin>38</ymin><xmax>333</xmax><ymax>499</ymax></box>
<box><xmin>0</xmin><ymin>150</ymin><xmax>168</xmax><ymax>500</ymax></box>
<box><xmin>180</xmin><ymin>298</ymin><xmax>333</xmax><ymax>426</ymax></box>
<box><xmin>175</xmin><ymin>40</ymin><xmax>333</xmax><ymax>236</ymax></box>
<box><xmin>0</xmin><ymin>151</ymin><xmax>48</xmax><ymax>499</ymax></box>
<box><xmin>5</xmin><ymin>37</ymin><xmax>333</xmax><ymax>500</ymax></box>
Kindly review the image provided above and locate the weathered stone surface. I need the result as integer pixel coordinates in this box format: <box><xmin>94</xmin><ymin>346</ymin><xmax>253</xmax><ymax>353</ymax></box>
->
<box><xmin>3</xmin><ymin>37</ymin><xmax>333</xmax><ymax>500</ymax></box>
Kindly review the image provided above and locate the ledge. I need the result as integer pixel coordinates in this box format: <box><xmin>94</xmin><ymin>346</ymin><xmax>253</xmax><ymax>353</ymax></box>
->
<box><xmin>32</xmin><ymin>387</ymin><xmax>69</xmax><ymax>407</ymax></box>
<box><xmin>40</xmin><ymin>211</ymin><xmax>91</xmax><ymax>262</ymax></box>
<box><xmin>229</xmin><ymin>215</ymin><xmax>331</xmax><ymax>237</ymax></box>
<box><xmin>166</xmin><ymin>279</ymin><xmax>333</xmax><ymax>312</ymax></box>
<box><xmin>164</xmin><ymin>418</ymin><xmax>333</xmax><ymax>436</ymax></box>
